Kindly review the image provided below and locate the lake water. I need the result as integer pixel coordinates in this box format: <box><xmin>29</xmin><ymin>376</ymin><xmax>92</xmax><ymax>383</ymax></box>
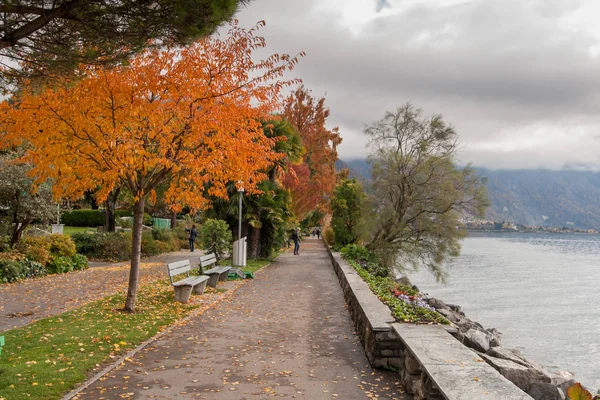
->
<box><xmin>407</xmin><ymin>232</ymin><xmax>600</xmax><ymax>391</ymax></box>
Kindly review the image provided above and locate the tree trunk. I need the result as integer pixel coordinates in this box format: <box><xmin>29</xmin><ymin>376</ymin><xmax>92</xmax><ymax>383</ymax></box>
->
<box><xmin>104</xmin><ymin>187</ymin><xmax>120</xmax><ymax>232</ymax></box>
<box><xmin>247</xmin><ymin>226</ymin><xmax>260</xmax><ymax>258</ymax></box>
<box><xmin>10</xmin><ymin>221</ymin><xmax>28</xmax><ymax>246</ymax></box>
<box><xmin>124</xmin><ymin>198</ymin><xmax>145</xmax><ymax>312</ymax></box>
<box><xmin>170</xmin><ymin>210</ymin><xmax>177</xmax><ymax>228</ymax></box>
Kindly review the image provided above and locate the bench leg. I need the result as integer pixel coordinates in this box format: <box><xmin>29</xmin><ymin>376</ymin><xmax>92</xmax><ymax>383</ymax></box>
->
<box><xmin>206</xmin><ymin>274</ymin><xmax>219</xmax><ymax>288</ymax></box>
<box><xmin>218</xmin><ymin>272</ymin><xmax>229</xmax><ymax>282</ymax></box>
<box><xmin>173</xmin><ymin>285</ymin><xmax>193</xmax><ymax>303</ymax></box>
<box><xmin>192</xmin><ymin>280</ymin><xmax>208</xmax><ymax>295</ymax></box>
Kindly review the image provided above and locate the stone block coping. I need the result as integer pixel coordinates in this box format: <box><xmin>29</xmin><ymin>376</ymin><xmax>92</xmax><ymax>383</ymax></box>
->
<box><xmin>393</xmin><ymin>323</ymin><xmax>533</xmax><ymax>400</ymax></box>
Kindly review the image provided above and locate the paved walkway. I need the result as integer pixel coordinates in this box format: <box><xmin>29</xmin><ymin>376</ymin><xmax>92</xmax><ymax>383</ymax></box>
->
<box><xmin>0</xmin><ymin>250</ymin><xmax>204</xmax><ymax>333</ymax></box>
<box><xmin>73</xmin><ymin>239</ymin><xmax>409</xmax><ymax>399</ymax></box>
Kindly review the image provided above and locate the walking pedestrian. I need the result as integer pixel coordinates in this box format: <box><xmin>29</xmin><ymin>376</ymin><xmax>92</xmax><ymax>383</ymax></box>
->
<box><xmin>316</xmin><ymin>228</ymin><xmax>321</xmax><ymax>239</ymax></box>
<box><xmin>291</xmin><ymin>229</ymin><xmax>301</xmax><ymax>255</ymax></box>
<box><xmin>186</xmin><ymin>225</ymin><xmax>198</xmax><ymax>252</ymax></box>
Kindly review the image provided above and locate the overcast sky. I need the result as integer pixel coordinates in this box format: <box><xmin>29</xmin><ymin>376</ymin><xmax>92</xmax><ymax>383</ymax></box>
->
<box><xmin>233</xmin><ymin>0</ymin><xmax>600</xmax><ymax>170</ymax></box>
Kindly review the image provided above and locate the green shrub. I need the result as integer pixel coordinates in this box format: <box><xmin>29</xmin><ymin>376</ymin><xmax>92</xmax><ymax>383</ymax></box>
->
<box><xmin>61</xmin><ymin>210</ymin><xmax>104</xmax><ymax>227</ymax></box>
<box><xmin>341</xmin><ymin>244</ymin><xmax>387</xmax><ymax>277</ymax></box>
<box><xmin>0</xmin><ymin>259</ymin><xmax>27</xmax><ymax>283</ymax></box>
<box><xmin>173</xmin><ymin>225</ymin><xmax>190</xmax><ymax>249</ymax></box>
<box><xmin>142</xmin><ymin>230</ymin><xmax>178</xmax><ymax>257</ymax></box>
<box><xmin>200</xmin><ymin>219</ymin><xmax>231</xmax><ymax>260</ymax></box>
<box><xmin>21</xmin><ymin>259</ymin><xmax>48</xmax><ymax>278</ymax></box>
<box><xmin>16</xmin><ymin>235</ymin><xmax>77</xmax><ymax>259</ymax></box>
<box><xmin>0</xmin><ymin>258</ymin><xmax>47</xmax><ymax>283</ymax></box>
<box><xmin>143</xmin><ymin>213</ymin><xmax>152</xmax><ymax>226</ymax></box>
<box><xmin>71</xmin><ymin>232</ymin><xmax>131</xmax><ymax>261</ymax></box>
<box><xmin>47</xmin><ymin>256</ymin><xmax>75</xmax><ymax>274</ymax></box>
<box><xmin>71</xmin><ymin>254</ymin><xmax>89</xmax><ymax>271</ymax></box>
<box><xmin>115</xmin><ymin>210</ymin><xmax>133</xmax><ymax>218</ymax></box>
<box><xmin>151</xmin><ymin>228</ymin><xmax>172</xmax><ymax>242</ymax></box>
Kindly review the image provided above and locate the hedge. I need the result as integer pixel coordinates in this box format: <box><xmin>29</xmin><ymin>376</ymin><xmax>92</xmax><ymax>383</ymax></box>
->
<box><xmin>60</xmin><ymin>210</ymin><xmax>134</xmax><ymax>227</ymax></box>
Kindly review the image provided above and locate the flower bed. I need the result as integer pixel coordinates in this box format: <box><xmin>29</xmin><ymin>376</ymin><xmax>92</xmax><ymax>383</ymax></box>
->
<box><xmin>340</xmin><ymin>245</ymin><xmax>446</xmax><ymax>324</ymax></box>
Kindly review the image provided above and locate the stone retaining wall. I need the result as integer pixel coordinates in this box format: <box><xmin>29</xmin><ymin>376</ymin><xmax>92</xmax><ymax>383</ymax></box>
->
<box><xmin>326</xmin><ymin>247</ymin><xmax>575</xmax><ymax>400</ymax></box>
<box><xmin>326</xmin><ymin>247</ymin><xmax>404</xmax><ymax>369</ymax></box>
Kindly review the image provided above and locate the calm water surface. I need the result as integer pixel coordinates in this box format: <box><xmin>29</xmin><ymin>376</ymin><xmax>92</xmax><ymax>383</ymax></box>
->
<box><xmin>407</xmin><ymin>232</ymin><xmax>600</xmax><ymax>390</ymax></box>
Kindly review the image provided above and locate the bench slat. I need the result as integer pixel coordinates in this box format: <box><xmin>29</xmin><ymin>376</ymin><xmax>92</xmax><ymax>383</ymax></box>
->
<box><xmin>172</xmin><ymin>275</ymin><xmax>209</xmax><ymax>287</ymax></box>
<box><xmin>168</xmin><ymin>259</ymin><xmax>192</xmax><ymax>269</ymax></box>
<box><xmin>199</xmin><ymin>254</ymin><xmax>218</xmax><ymax>266</ymax></box>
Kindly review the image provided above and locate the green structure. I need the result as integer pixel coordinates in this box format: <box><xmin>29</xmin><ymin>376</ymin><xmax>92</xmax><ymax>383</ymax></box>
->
<box><xmin>0</xmin><ymin>336</ymin><xmax>4</xmax><ymax>356</ymax></box>
<box><xmin>152</xmin><ymin>218</ymin><xmax>171</xmax><ymax>230</ymax></box>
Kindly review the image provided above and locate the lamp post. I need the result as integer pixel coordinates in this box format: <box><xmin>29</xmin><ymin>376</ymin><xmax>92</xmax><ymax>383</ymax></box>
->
<box><xmin>234</xmin><ymin>181</ymin><xmax>246</xmax><ymax>267</ymax></box>
<box><xmin>237</xmin><ymin>184</ymin><xmax>244</xmax><ymax>243</ymax></box>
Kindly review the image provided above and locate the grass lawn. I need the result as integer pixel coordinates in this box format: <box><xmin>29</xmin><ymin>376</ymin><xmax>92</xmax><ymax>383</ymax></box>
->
<box><xmin>62</xmin><ymin>226</ymin><xmax>96</xmax><ymax>236</ymax></box>
<box><xmin>0</xmin><ymin>279</ymin><xmax>200</xmax><ymax>400</ymax></box>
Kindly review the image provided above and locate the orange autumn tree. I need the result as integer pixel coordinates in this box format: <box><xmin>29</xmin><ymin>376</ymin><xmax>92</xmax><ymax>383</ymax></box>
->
<box><xmin>282</xmin><ymin>86</ymin><xmax>342</xmax><ymax>218</ymax></box>
<box><xmin>1</xmin><ymin>21</ymin><xmax>302</xmax><ymax>312</ymax></box>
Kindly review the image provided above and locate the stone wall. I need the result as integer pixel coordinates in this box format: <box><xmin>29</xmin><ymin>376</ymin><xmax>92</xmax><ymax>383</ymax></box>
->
<box><xmin>326</xmin><ymin>248</ymin><xmax>576</xmax><ymax>400</ymax></box>
<box><xmin>326</xmin><ymin>247</ymin><xmax>404</xmax><ymax>369</ymax></box>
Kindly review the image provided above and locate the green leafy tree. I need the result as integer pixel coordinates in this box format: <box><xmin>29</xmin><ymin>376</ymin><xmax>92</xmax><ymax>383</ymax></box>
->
<box><xmin>331</xmin><ymin>174</ymin><xmax>366</xmax><ymax>248</ymax></box>
<box><xmin>0</xmin><ymin>153</ymin><xmax>56</xmax><ymax>245</ymax></box>
<box><xmin>0</xmin><ymin>0</ymin><xmax>248</xmax><ymax>86</ymax></box>
<box><xmin>200</xmin><ymin>219</ymin><xmax>232</xmax><ymax>261</ymax></box>
<box><xmin>364</xmin><ymin>103</ymin><xmax>489</xmax><ymax>281</ymax></box>
<box><xmin>206</xmin><ymin>118</ymin><xmax>302</xmax><ymax>259</ymax></box>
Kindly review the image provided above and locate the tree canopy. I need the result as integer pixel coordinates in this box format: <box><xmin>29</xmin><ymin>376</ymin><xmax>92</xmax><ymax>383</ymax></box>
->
<box><xmin>0</xmin><ymin>0</ymin><xmax>248</xmax><ymax>85</ymax></box>
<box><xmin>282</xmin><ymin>86</ymin><xmax>342</xmax><ymax>218</ymax></box>
<box><xmin>0</xmin><ymin>153</ymin><xmax>56</xmax><ymax>245</ymax></box>
<box><xmin>364</xmin><ymin>104</ymin><xmax>489</xmax><ymax>281</ymax></box>
<box><xmin>0</xmin><ymin>21</ymin><xmax>302</xmax><ymax>311</ymax></box>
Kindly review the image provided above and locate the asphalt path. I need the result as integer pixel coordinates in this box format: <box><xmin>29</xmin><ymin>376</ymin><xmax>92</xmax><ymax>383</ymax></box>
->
<box><xmin>72</xmin><ymin>239</ymin><xmax>409</xmax><ymax>399</ymax></box>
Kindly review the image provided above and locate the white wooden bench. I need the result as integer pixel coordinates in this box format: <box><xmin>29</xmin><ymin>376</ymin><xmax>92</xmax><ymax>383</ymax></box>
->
<box><xmin>167</xmin><ymin>260</ymin><xmax>210</xmax><ymax>303</ymax></box>
<box><xmin>199</xmin><ymin>253</ymin><xmax>231</xmax><ymax>288</ymax></box>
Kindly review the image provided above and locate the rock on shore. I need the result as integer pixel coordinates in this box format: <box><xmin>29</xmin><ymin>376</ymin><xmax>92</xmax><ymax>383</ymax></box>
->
<box><xmin>426</xmin><ymin>297</ymin><xmax>576</xmax><ymax>400</ymax></box>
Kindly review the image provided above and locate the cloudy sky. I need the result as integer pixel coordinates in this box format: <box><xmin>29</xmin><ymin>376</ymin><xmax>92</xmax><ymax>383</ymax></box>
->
<box><xmin>232</xmin><ymin>0</ymin><xmax>600</xmax><ymax>170</ymax></box>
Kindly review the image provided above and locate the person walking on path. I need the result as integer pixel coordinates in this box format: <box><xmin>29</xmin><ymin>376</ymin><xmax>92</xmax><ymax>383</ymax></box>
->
<box><xmin>316</xmin><ymin>227</ymin><xmax>321</xmax><ymax>239</ymax></box>
<box><xmin>187</xmin><ymin>225</ymin><xmax>198</xmax><ymax>252</ymax></box>
<box><xmin>291</xmin><ymin>228</ymin><xmax>301</xmax><ymax>255</ymax></box>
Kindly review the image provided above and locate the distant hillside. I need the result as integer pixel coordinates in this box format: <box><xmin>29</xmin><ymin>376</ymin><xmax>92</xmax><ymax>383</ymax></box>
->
<box><xmin>336</xmin><ymin>159</ymin><xmax>600</xmax><ymax>230</ymax></box>
<box><xmin>335</xmin><ymin>159</ymin><xmax>370</xmax><ymax>183</ymax></box>
<box><xmin>478</xmin><ymin>168</ymin><xmax>600</xmax><ymax>230</ymax></box>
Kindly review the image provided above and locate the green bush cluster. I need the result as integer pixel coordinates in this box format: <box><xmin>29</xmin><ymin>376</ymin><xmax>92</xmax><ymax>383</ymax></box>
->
<box><xmin>0</xmin><ymin>235</ymin><xmax>88</xmax><ymax>283</ymax></box>
<box><xmin>340</xmin><ymin>244</ymin><xmax>447</xmax><ymax>324</ymax></box>
<box><xmin>340</xmin><ymin>244</ymin><xmax>387</xmax><ymax>277</ymax></box>
<box><xmin>141</xmin><ymin>229</ymin><xmax>179</xmax><ymax>257</ymax></box>
<box><xmin>71</xmin><ymin>232</ymin><xmax>131</xmax><ymax>261</ymax></box>
<box><xmin>60</xmin><ymin>209</ymin><xmax>153</xmax><ymax>227</ymax></box>
<box><xmin>0</xmin><ymin>258</ymin><xmax>46</xmax><ymax>283</ymax></box>
<box><xmin>71</xmin><ymin>228</ymin><xmax>180</xmax><ymax>261</ymax></box>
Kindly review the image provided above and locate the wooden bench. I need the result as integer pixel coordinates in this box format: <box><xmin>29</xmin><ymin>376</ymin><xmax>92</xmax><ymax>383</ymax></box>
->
<box><xmin>167</xmin><ymin>260</ymin><xmax>210</xmax><ymax>303</ymax></box>
<box><xmin>199</xmin><ymin>253</ymin><xmax>231</xmax><ymax>288</ymax></box>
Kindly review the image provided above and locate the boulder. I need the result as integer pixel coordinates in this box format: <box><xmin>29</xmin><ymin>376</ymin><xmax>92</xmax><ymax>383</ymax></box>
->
<box><xmin>487</xmin><ymin>346</ymin><xmax>550</xmax><ymax>381</ymax></box>
<box><xmin>527</xmin><ymin>381</ymin><xmax>565</xmax><ymax>400</ymax></box>
<box><xmin>480</xmin><ymin>354</ymin><xmax>547</xmax><ymax>392</ymax></box>
<box><xmin>463</xmin><ymin>328</ymin><xmax>491</xmax><ymax>353</ymax></box>
<box><xmin>551</xmin><ymin>371</ymin><xmax>577</xmax><ymax>397</ymax></box>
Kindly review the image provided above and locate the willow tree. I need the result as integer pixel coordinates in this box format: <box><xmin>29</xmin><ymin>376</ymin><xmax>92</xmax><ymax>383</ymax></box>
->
<box><xmin>364</xmin><ymin>104</ymin><xmax>489</xmax><ymax>281</ymax></box>
<box><xmin>1</xmin><ymin>22</ymin><xmax>302</xmax><ymax>311</ymax></box>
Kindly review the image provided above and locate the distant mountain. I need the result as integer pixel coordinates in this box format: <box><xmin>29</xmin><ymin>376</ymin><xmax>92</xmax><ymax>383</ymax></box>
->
<box><xmin>336</xmin><ymin>158</ymin><xmax>600</xmax><ymax>230</ymax></box>
<box><xmin>478</xmin><ymin>168</ymin><xmax>600</xmax><ymax>230</ymax></box>
<box><xmin>335</xmin><ymin>159</ymin><xmax>371</xmax><ymax>183</ymax></box>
